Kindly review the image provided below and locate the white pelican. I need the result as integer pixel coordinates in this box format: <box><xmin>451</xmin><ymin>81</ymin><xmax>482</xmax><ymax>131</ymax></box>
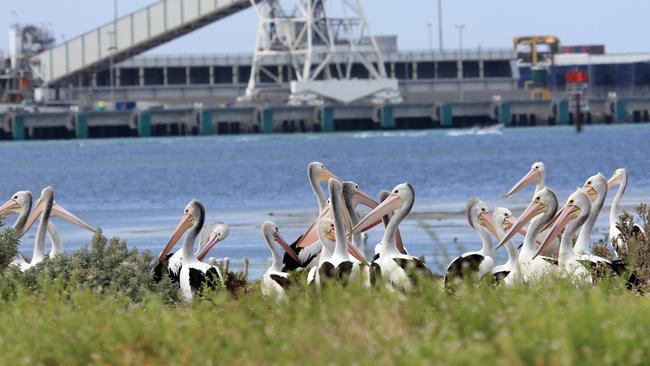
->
<box><xmin>261</xmin><ymin>221</ymin><xmax>301</xmax><ymax>300</ymax></box>
<box><xmin>0</xmin><ymin>191</ymin><xmax>33</xmax><ymax>233</ymax></box>
<box><xmin>487</xmin><ymin>208</ymin><xmax>521</xmax><ymax>283</ymax></box>
<box><xmin>313</xmin><ymin>179</ymin><xmax>368</xmax><ymax>287</ymax></box>
<box><xmin>15</xmin><ymin>187</ymin><xmax>95</xmax><ymax>271</ymax></box>
<box><xmin>497</xmin><ymin>187</ymin><xmax>559</xmax><ymax>285</ymax></box>
<box><xmin>505</xmin><ymin>162</ymin><xmax>546</xmax><ymax>197</ymax></box>
<box><xmin>373</xmin><ymin>190</ymin><xmax>406</xmax><ymax>259</ymax></box>
<box><xmin>352</xmin><ymin>183</ymin><xmax>433</xmax><ymax>292</ymax></box>
<box><xmin>0</xmin><ymin>191</ymin><xmax>67</xmax><ymax>263</ymax></box>
<box><xmin>574</xmin><ymin>173</ymin><xmax>611</xmax><ymax>262</ymax></box>
<box><xmin>607</xmin><ymin>168</ymin><xmax>637</xmax><ymax>256</ymax></box>
<box><xmin>156</xmin><ymin>200</ymin><xmax>223</xmax><ymax>301</ymax></box>
<box><xmin>443</xmin><ymin>198</ymin><xmax>497</xmax><ymax>288</ymax></box>
<box><xmin>341</xmin><ymin>181</ymin><xmax>379</xmax><ymax>256</ymax></box>
<box><xmin>534</xmin><ymin>190</ymin><xmax>593</xmax><ymax>284</ymax></box>
<box><xmin>154</xmin><ymin>222</ymin><xmax>230</xmax><ymax>284</ymax></box>
<box><xmin>504</xmin><ymin>161</ymin><xmax>561</xmax><ymax>256</ymax></box>
<box><xmin>281</xmin><ymin>162</ymin><xmax>341</xmax><ymax>271</ymax></box>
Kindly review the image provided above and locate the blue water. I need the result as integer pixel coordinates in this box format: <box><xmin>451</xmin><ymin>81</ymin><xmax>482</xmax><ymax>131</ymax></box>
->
<box><xmin>1</xmin><ymin>124</ymin><xmax>649</xmax><ymax>277</ymax></box>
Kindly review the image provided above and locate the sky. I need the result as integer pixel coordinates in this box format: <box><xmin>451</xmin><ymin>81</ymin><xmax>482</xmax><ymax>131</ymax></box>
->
<box><xmin>0</xmin><ymin>0</ymin><xmax>649</xmax><ymax>56</ymax></box>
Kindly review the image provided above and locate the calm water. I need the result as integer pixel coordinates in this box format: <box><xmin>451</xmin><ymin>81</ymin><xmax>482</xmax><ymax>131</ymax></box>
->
<box><xmin>1</xmin><ymin>124</ymin><xmax>649</xmax><ymax>277</ymax></box>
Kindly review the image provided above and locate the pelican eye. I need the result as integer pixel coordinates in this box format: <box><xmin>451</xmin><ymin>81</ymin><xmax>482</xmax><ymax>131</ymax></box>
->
<box><xmin>355</xmin><ymin>185</ymin><xmax>359</xmax><ymax>190</ymax></box>
<box><xmin>394</xmin><ymin>189</ymin><xmax>399</xmax><ymax>194</ymax></box>
<box><xmin>569</xmin><ymin>199</ymin><xmax>575</xmax><ymax>205</ymax></box>
<box><xmin>587</xmin><ymin>180</ymin><xmax>592</xmax><ymax>186</ymax></box>
<box><xmin>535</xmin><ymin>196</ymin><xmax>541</xmax><ymax>201</ymax></box>
<box><xmin>12</xmin><ymin>196</ymin><xmax>17</xmax><ymax>200</ymax></box>
<box><xmin>481</xmin><ymin>207</ymin><xmax>487</xmax><ymax>212</ymax></box>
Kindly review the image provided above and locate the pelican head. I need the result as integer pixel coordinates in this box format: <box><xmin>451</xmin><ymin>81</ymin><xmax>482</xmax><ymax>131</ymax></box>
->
<box><xmin>0</xmin><ymin>191</ymin><xmax>32</xmax><ymax>217</ymax></box>
<box><xmin>607</xmin><ymin>168</ymin><xmax>628</xmax><ymax>188</ymax></box>
<box><xmin>534</xmin><ymin>190</ymin><xmax>591</xmax><ymax>258</ymax></box>
<box><xmin>342</xmin><ymin>181</ymin><xmax>379</xmax><ymax>209</ymax></box>
<box><xmin>582</xmin><ymin>173</ymin><xmax>607</xmax><ymax>202</ymax></box>
<box><xmin>351</xmin><ymin>182</ymin><xmax>414</xmax><ymax>234</ymax></box>
<box><xmin>466</xmin><ymin>198</ymin><xmax>498</xmax><ymax>238</ymax></box>
<box><xmin>158</xmin><ymin>200</ymin><xmax>205</xmax><ymax>262</ymax></box>
<box><xmin>261</xmin><ymin>221</ymin><xmax>300</xmax><ymax>263</ymax></box>
<box><xmin>316</xmin><ymin>218</ymin><xmax>337</xmax><ymax>253</ymax></box>
<box><xmin>497</xmin><ymin>187</ymin><xmax>558</xmax><ymax>249</ymax></box>
<box><xmin>308</xmin><ymin>162</ymin><xmax>340</xmax><ymax>184</ymax></box>
<box><xmin>505</xmin><ymin>161</ymin><xmax>545</xmax><ymax>197</ymax></box>
<box><xmin>492</xmin><ymin>207</ymin><xmax>514</xmax><ymax>233</ymax></box>
<box><xmin>21</xmin><ymin>187</ymin><xmax>96</xmax><ymax>236</ymax></box>
<box><xmin>196</xmin><ymin>222</ymin><xmax>230</xmax><ymax>261</ymax></box>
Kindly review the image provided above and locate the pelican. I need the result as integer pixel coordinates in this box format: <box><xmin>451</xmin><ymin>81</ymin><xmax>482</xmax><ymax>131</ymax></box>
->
<box><xmin>574</xmin><ymin>173</ymin><xmax>611</xmax><ymax>262</ymax></box>
<box><xmin>352</xmin><ymin>183</ymin><xmax>432</xmax><ymax>292</ymax></box>
<box><xmin>313</xmin><ymin>179</ymin><xmax>368</xmax><ymax>287</ymax></box>
<box><xmin>156</xmin><ymin>200</ymin><xmax>223</xmax><ymax>301</ymax></box>
<box><xmin>153</xmin><ymin>222</ymin><xmax>230</xmax><ymax>283</ymax></box>
<box><xmin>341</xmin><ymin>181</ymin><xmax>379</xmax><ymax>256</ymax></box>
<box><xmin>443</xmin><ymin>198</ymin><xmax>497</xmax><ymax>288</ymax></box>
<box><xmin>373</xmin><ymin>190</ymin><xmax>406</xmax><ymax>259</ymax></box>
<box><xmin>497</xmin><ymin>187</ymin><xmax>559</xmax><ymax>285</ymax></box>
<box><xmin>15</xmin><ymin>187</ymin><xmax>95</xmax><ymax>271</ymax></box>
<box><xmin>505</xmin><ymin>162</ymin><xmax>546</xmax><ymax>197</ymax></box>
<box><xmin>504</xmin><ymin>161</ymin><xmax>560</xmax><ymax>256</ymax></box>
<box><xmin>0</xmin><ymin>191</ymin><xmax>32</xmax><ymax>233</ymax></box>
<box><xmin>0</xmin><ymin>191</ymin><xmax>66</xmax><ymax>262</ymax></box>
<box><xmin>607</xmin><ymin>168</ymin><xmax>637</xmax><ymax>256</ymax></box>
<box><xmin>487</xmin><ymin>208</ymin><xmax>521</xmax><ymax>283</ymax></box>
<box><xmin>534</xmin><ymin>190</ymin><xmax>593</xmax><ymax>284</ymax></box>
<box><xmin>261</xmin><ymin>221</ymin><xmax>301</xmax><ymax>300</ymax></box>
<box><xmin>281</xmin><ymin>162</ymin><xmax>341</xmax><ymax>271</ymax></box>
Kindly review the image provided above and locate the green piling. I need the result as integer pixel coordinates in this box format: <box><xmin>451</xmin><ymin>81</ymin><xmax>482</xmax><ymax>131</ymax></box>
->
<box><xmin>75</xmin><ymin>113</ymin><xmax>89</xmax><ymax>139</ymax></box>
<box><xmin>11</xmin><ymin>115</ymin><xmax>26</xmax><ymax>140</ymax></box>
<box><xmin>440</xmin><ymin>104</ymin><xmax>453</xmax><ymax>127</ymax></box>
<box><xmin>200</xmin><ymin>109</ymin><xmax>214</xmax><ymax>135</ymax></box>
<box><xmin>381</xmin><ymin>105</ymin><xmax>395</xmax><ymax>129</ymax></box>
<box><xmin>261</xmin><ymin>108</ymin><xmax>274</xmax><ymax>134</ymax></box>
<box><xmin>321</xmin><ymin>106</ymin><xmax>334</xmax><ymax>132</ymax></box>
<box><xmin>498</xmin><ymin>102</ymin><xmax>511</xmax><ymax>126</ymax></box>
<box><xmin>138</xmin><ymin>111</ymin><xmax>152</xmax><ymax>137</ymax></box>
<box><xmin>615</xmin><ymin>99</ymin><xmax>627</xmax><ymax>123</ymax></box>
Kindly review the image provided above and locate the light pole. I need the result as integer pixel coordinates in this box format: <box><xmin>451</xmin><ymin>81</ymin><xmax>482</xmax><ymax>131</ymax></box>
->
<box><xmin>427</xmin><ymin>22</ymin><xmax>433</xmax><ymax>51</ymax></box>
<box><xmin>109</xmin><ymin>0</ymin><xmax>118</xmax><ymax>108</ymax></box>
<box><xmin>455</xmin><ymin>24</ymin><xmax>465</xmax><ymax>101</ymax></box>
<box><xmin>437</xmin><ymin>0</ymin><xmax>443</xmax><ymax>51</ymax></box>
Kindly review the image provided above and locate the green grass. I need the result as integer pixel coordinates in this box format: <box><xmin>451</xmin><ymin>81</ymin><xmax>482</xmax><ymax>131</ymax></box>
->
<box><xmin>1</xmin><ymin>209</ymin><xmax>650</xmax><ymax>366</ymax></box>
<box><xmin>0</xmin><ymin>275</ymin><xmax>649</xmax><ymax>365</ymax></box>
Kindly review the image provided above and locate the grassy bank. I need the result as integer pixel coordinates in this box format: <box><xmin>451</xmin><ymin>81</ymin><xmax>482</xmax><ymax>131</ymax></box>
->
<box><xmin>0</xmin><ymin>277</ymin><xmax>648</xmax><ymax>365</ymax></box>
<box><xmin>0</xmin><ymin>207</ymin><xmax>649</xmax><ymax>366</ymax></box>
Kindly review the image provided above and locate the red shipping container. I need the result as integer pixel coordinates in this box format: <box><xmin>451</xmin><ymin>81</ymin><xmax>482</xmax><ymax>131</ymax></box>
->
<box><xmin>566</xmin><ymin>70</ymin><xmax>588</xmax><ymax>84</ymax></box>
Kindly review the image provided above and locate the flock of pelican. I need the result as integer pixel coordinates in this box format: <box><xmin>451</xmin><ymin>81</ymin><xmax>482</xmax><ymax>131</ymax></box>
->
<box><xmin>0</xmin><ymin>161</ymin><xmax>641</xmax><ymax>301</ymax></box>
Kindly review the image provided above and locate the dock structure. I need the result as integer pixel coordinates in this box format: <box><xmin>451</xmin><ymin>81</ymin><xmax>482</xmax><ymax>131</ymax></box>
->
<box><xmin>3</xmin><ymin>96</ymin><xmax>650</xmax><ymax>140</ymax></box>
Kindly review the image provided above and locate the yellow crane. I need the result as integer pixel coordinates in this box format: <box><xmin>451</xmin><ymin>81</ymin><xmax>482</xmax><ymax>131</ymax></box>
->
<box><xmin>513</xmin><ymin>36</ymin><xmax>560</xmax><ymax>100</ymax></box>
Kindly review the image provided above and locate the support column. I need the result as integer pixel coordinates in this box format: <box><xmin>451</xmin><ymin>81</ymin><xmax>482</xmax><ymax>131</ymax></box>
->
<box><xmin>321</xmin><ymin>106</ymin><xmax>334</xmax><ymax>132</ymax></box>
<box><xmin>11</xmin><ymin>115</ymin><xmax>26</xmax><ymax>140</ymax></box>
<box><xmin>556</xmin><ymin>100</ymin><xmax>570</xmax><ymax>124</ymax></box>
<box><xmin>75</xmin><ymin>113</ymin><xmax>89</xmax><ymax>139</ymax></box>
<box><xmin>498</xmin><ymin>102</ymin><xmax>511</xmax><ymax>126</ymax></box>
<box><xmin>381</xmin><ymin>105</ymin><xmax>395</xmax><ymax>129</ymax></box>
<box><xmin>200</xmin><ymin>109</ymin><xmax>214</xmax><ymax>135</ymax></box>
<box><xmin>440</xmin><ymin>104</ymin><xmax>453</xmax><ymax>127</ymax></box>
<box><xmin>138</xmin><ymin>111</ymin><xmax>152</xmax><ymax>137</ymax></box>
<box><xmin>615</xmin><ymin>99</ymin><xmax>627</xmax><ymax>123</ymax></box>
<box><xmin>163</xmin><ymin>67</ymin><xmax>169</xmax><ymax>85</ymax></box>
<box><xmin>186</xmin><ymin>67</ymin><xmax>191</xmax><ymax>85</ymax></box>
<box><xmin>261</xmin><ymin>108</ymin><xmax>274</xmax><ymax>133</ymax></box>
<box><xmin>139</xmin><ymin>68</ymin><xmax>145</xmax><ymax>87</ymax></box>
